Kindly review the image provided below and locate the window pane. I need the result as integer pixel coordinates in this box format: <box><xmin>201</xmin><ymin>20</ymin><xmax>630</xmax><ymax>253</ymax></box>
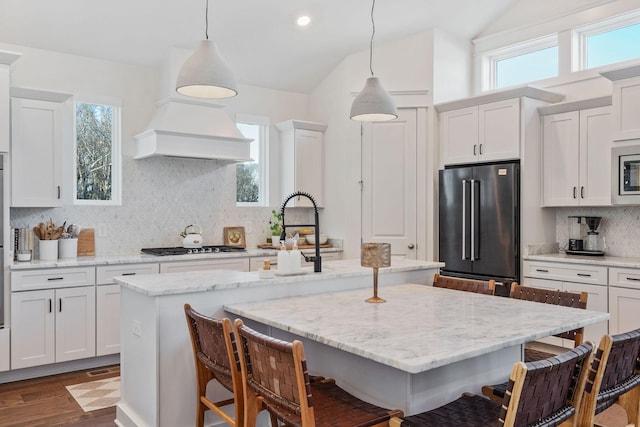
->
<box><xmin>76</xmin><ymin>103</ymin><xmax>113</xmax><ymax>201</ymax></box>
<box><xmin>496</xmin><ymin>46</ymin><xmax>558</xmax><ymax>88</ymax></box>
<box><xmin>236</xmin><ymin>123</ymin><xmax>261</xmax><ymax>203</ymax></box>
<box><xmin>586</xmin><ymin>23</ymin><xmax>640</xmax><ymax>69</ymax></box>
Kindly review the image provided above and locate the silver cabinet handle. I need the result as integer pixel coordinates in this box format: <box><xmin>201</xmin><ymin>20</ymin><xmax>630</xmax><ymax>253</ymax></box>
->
<box><xmin>408</xmin><ymin>244</ymin><xmax>415</xmax><ymax>249</ymax></box>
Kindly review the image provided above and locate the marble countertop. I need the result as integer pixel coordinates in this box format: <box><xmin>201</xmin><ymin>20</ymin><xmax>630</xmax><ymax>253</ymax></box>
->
<box><xmin>224</xmin><ymin>284</ymin><xmax>609</xmax><ymax>374</ymax></box>
<box><xmin>8</xmin><ymin>247</ymin><xmax>344</xmax><ymax>270</ymax></box>
<box><xmin>526</xmin><ymin>253</ymin><xmax>640</xmax><ymax>268</ymax></box>
<box><xmin>115</xmin><ymin>258</ymin><xmax>444</xmax><ymax>297</ymax></box>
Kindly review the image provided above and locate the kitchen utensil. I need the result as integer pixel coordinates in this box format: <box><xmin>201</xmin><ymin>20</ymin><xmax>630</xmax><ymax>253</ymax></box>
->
<box><xmin>181</xmin><ymin>224</ymin><xmax>203</xmax><ymax>249</ymax></box>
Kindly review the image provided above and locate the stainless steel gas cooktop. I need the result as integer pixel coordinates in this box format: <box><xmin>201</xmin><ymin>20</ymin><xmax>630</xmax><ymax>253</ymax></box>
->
<box><xmin>141</xmin><ymin>246</ymin><xmax>246</xmax><ymax>256</ymax></box>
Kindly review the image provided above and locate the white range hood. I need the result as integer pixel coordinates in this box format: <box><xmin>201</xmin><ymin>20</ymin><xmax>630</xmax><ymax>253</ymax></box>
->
<box><xmin>134</xmin><ymin>98</ymin><xmax>252</xmax><ymax>161</ymax></box>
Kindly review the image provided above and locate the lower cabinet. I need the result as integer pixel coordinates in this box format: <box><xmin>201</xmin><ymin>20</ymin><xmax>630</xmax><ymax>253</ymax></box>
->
<box><xmin>608</xmin><ymin>267</ymin><xmax>640</xmax><ymax>335</ymax></box>
<box><xmin>96</xmin><ymin>284</ymin><xmax>121</xmax><ymax>356</ymax></box>
<box><xmin>522</xmin><ymin>260</ymin><xmax>609</xmax><ymax>347</ymax></box>
<box><xmin>11</xmin><ymin>286</ymin><xmax>96</xmax><ymax>369</ymax></box>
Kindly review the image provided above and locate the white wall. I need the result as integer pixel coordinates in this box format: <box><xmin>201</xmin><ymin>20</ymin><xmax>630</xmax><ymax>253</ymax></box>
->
<box><xmin>4</xmin><ymin>43</ymin><xmax>313</xmax><ymax>254</ymax></box>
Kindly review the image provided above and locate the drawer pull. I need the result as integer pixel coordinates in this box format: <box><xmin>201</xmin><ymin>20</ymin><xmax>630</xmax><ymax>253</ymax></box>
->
<box><xmin>535</xmin><ymin>269</ymin><xmax>549</xmax><ymax>273</ymax></box>
<box><xmin>49</xmin><ymin>299</ymin><xmax>52</xmax><ymax>313</ymax></box>
<box><xmin>577</xmin><ymin>273</ymin><xmax>591</xmax><ymax>277</ymax></box>
<box><xmin>626</xmin><ymin>277</ymin><xmax>640</xmax><ymax>282</ymax></box>
<box><xmin>47</xmin><ymin>277</ymin><xmax>64</xmax><ymax>281</ymax></box>
<box><xmin>59</xmin><ymin>298</ymin><xmax>62</xmax><ymax>312</ymax></box>
<box><xmin>122</xmin><ymin>272</ymin><xmax>137</xmax><ymax>276</ymax></box>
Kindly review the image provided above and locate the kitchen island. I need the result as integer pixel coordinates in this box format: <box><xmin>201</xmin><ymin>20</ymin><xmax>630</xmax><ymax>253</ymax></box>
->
<box><xmin>225</xmin><ymin>284</ymin><xmax>609</xmax><ymax>416</ymax></box>
<box><xmin>114</xmin><ymin>258</ymin><xmax>442</xmax><ymax>427</ymax></box>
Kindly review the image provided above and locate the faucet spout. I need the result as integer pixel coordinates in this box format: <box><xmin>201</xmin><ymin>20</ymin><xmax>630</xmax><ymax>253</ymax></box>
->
<box><xmin>280</xmin><ymin>192</ymin><xmax>322</xmax><ymax>273</ymax></box>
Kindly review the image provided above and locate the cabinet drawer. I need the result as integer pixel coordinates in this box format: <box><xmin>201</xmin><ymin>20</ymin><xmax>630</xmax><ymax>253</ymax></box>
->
<box><xmin>522</xmin><ymin>261</ymin><xmax>607</xmax><ymax>285</ymax></box>
<box><xmin>11</xmin><ymin>267</ymin><xmax>96</xmax><ymax>291</ymax></box>
<box><xmin>96</xmin><ymin>263</ymin><xmax>160</xmax><ymax>284</ymax></box>
<box><xmin>609</xmin><ymin>267</ymin><xmax>640</xmax><ymax>290</ymax></box>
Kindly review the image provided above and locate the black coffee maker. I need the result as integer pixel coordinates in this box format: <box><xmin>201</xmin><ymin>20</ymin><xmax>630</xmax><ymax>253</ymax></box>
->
<box><xmin>566</xmin><ymin>215</ymin><xmax>605</xmax><ymax>256</ymax></box>
<box><xmin>567</xmin><ymin>215</ymin><xmax>585</xmax><ymax>252</ymax></box>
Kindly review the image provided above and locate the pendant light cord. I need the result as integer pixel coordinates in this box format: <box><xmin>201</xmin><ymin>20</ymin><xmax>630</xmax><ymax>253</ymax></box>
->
<box><xmin>205</xmin><ymin>0</ymin><xmax>209</xmax><ymax>40</ymax></box>
<box><xmin>369</xmin><ymin>0</ymin><xmax>376</xmax><ymax>77</ymax></box>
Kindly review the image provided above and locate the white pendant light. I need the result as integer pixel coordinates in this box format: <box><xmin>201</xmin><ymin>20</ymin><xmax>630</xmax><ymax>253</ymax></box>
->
<box><xmin>350</xmin><ymin>0</ymin><xmax>397</xmax><ymax>122</ymax></box>
<box><xmin>176</xmin><ymin>0</ymin><xmax>238</xmax><ymax>99</ymax></box>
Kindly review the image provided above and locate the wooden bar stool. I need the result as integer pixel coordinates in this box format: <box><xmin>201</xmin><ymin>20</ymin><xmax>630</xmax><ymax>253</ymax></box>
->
<box><xmin>390</xmin><ymin>342</ymin><xmax>594</xmax><ymax>427</ymax></box>
<box><xmin>184</xmin><ymin>305</ymin><xmax>279</xmax><ymax>427</ymax></box>
<box><xmin>433</xmin><ymin>273</ymin><xmax>496</xmax><ymax>295</ymax></box>
<box><xmin>234</xmin><ymin>318</ymin><xmax>404</xmax><ymax>427</ymax></box>
<box><xmin>577</xmin><ymin>328</ymin><xmax>640</xmax><ymax>426</ymax></box>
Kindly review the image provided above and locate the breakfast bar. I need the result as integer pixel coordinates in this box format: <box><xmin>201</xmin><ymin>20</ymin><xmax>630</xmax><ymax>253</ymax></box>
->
<box><xmin>225</xmin><ymin>284</ymin><xmax>610</xmax><ymax>416</ymax></box>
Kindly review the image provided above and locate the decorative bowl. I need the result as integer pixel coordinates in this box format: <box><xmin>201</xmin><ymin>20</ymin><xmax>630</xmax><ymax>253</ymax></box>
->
<box><xmin>306</xmin><ymin>234</ymin><xmax>328</xmax><ymax>245</ymax></box>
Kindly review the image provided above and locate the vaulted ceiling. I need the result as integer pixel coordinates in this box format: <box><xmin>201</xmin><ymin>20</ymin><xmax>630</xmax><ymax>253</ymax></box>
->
<box><xmin>0</xmin><ymin>0</ymin><xmax>520</xmax><ymax>93</ymax></box>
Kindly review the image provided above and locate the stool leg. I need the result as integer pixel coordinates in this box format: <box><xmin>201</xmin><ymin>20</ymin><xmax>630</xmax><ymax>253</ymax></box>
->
<box><xmin>617</xmin><ymin>386</ymin><xmax>640</xmax><ymax>427</ymax></box>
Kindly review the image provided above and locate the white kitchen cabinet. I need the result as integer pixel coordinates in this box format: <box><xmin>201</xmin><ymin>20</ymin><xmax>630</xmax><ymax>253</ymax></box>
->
<box><xmin>11</xmin><ymin>97</ymin><xmax>67</xmax><ymax>207</ymax></box>
<box><xmin>11</xmin><ymin>286</ymin><xmax>95</xmax><ymax>369</ymax></box>
<box><xmin>96</xmin><ymin>284</ymin><xmax>121</xmax><ymax>356</ymax></box>
<box><xmin>95</xmin><ymin>263</ymin><xmax>158</xmax><ymax>356</ymax></box>
<box><xmin>541</xmin><ymin>105</ymin><xmax>611</xmax><ymax>206</ymax></box>
<box><xmin>440</xmin><ymin>98</ymin><xmax>520</xmax><ymax>165</ymax></box>
<box><xmin>160</xmin><ymin>258</ymin><xmax>250</xmax><ymax>273</ymax></box>
<box><xmin>608</xmin><ymin>267</ymin><xmax>640</xmax><ymax>335</ymax></box>
<box><xmin>11</xmin><ymin>266</ymin><xmax>96</xmax><ymax>292</ymax></box>
<box><xmin>522</xmin><ymin>260</ymin><xmax>608</xmax><ymax>347</ymax></box>
<box><xmin>601</xmin><ymin>66</ymin><xmax>640</xmax><ymax>141</ymax></box>
<box><xmin>276</xmin><ymin>120</ymin><xmax>327</xmax><ymax>207</ymax></box>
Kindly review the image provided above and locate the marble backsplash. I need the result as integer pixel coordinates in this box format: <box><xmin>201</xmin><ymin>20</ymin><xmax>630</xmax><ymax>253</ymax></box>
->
<box><xmin>10</xmin><ymin>156</ymin><xmax>312</xmax><ymax>256</ymax></box>
<box><xmin>554</xmin><ymin>206</ymin><xmax>640</xmax><ymax>258</ymax></box>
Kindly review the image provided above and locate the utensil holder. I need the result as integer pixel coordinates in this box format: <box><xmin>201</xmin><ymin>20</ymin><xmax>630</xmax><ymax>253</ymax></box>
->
<box><xmin>59</xmin><ymin>238</ymin><xmax>78</xmax><ymax>259</ymax></box>
<box><xmin>39</xmin><ymin>240</ymin><xmax>59</xmax><ymax>261</ymax></box>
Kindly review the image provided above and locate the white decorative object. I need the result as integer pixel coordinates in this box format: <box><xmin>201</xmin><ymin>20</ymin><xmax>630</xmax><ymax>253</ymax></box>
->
<box><xmin>39</xmin><ymin>240</ymin><xmax>58</xmax><ymax>261</ymax></box>
<box><xmin>58</xmin><ymin>238</ymin><xmax>78</xmax><ymax>259</ymax></box>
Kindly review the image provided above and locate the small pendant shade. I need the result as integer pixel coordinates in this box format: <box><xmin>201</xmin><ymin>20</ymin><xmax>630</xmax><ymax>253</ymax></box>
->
<box><xmin>350</xmin><ymin>78</ymin><xmax>398</xmax><ymax>122</ymax></box>
<box><xmin>176</xmin><ymin>39</ymin><xmax>238</xmax><ymax>99</ymax></box>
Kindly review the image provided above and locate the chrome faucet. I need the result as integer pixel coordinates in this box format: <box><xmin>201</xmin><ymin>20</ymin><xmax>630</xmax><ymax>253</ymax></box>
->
<box><xmin>280</xmin><ymin>191</ymin><xmax>322</xmax><ymax>272</ymax></box>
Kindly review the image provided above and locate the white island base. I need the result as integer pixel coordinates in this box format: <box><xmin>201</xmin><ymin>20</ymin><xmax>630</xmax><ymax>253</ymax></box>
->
<box><xmin>115</xmin><ymin>259</ymin><xmax>441</xmax><ymax>427</ymax></box>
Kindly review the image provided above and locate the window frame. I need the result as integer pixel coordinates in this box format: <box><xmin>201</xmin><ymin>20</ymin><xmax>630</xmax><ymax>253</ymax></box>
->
<box><xmin>574</xmin><ymin>10</ymin><xmax>640</xmax><ymax>71</ymax></box>
<box><xmin>73</xmin><ymin>96</ymin><xmax>122</xmax><ymax>206</ymax></box>
<box><xmin>235</xmin><ymin>114</ymin><xmax>269</xmax><ymax>207</ymax></box>
<box><xmin>483</xmin><ymin>34</ymin><xmax>558</xmax><ymax>90</ymax></box>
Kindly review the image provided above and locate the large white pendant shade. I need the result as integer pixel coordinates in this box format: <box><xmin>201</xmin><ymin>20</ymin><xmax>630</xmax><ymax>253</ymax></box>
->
<box><xmin>350</xmin><ymin>77</ymin><xmax>398</xmax><ymax>121</ymax></box>
<box><xmin>176</xmin><ymin>39</ymin><xmax>238</xmax><ymax>99</ymax></box>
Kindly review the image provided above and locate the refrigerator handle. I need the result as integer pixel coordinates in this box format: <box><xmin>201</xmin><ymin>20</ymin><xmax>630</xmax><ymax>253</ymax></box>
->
<box><xmin>471</xmin><ymin>179</ymin><xmax>476</xmax><ymax>261</ymax></box>
<box><xmin>461</xmin><ymin>180</ymin><xmax>466</xmax><ymax>260</ymax></box>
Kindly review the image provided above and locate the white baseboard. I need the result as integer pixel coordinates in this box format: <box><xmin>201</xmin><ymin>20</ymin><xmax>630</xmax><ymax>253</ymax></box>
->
<box><xmin>0</xmin><ymin>353</ymin><xmax>120</xmax><ymax>383</ymax></box>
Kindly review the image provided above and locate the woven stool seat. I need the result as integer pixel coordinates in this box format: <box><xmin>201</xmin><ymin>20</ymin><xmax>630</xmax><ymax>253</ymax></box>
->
<box><xmin>235</xmin><ymin>319</ymin><xmax>403</xmax><ymax>427</ymax></box>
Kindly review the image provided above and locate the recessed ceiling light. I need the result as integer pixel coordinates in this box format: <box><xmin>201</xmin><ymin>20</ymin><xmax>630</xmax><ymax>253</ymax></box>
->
<box><xmin>296</xmin><ymin>15</ymin><xmax>311</xmax><ymax>27</ymax></box>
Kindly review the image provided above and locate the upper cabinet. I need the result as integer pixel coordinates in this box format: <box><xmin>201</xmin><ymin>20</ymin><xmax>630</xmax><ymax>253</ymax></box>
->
<box><xmin>601</xmin><ymin>65</ymin><xmax>640</xmax><ymax>142</ymax></box>
<box><xmin>276</xmin><ymin>120</ymin><xmax>327</xmax><ymax>208</ymax></box>
<box><xmin>10</xmin><ymin>90</ymin><xmax>71</xmax><ymax>207</ymax></box>
<box><xmin>436</xmin><ymin>87</ymin><xmax>564</xmax><ymax>166</ymax></box>
<box><xmin>540</xmin><ymin>98</ymin><xmax>612</xmax><ymax>207</ymax></box>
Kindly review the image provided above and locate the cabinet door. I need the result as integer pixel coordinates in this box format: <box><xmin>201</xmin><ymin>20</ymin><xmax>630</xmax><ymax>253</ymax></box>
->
<box><xmin>562</xmin><ymin>282</ymin><xmax>608</xmax><ymax>345</ymax></box>
<box><xmin>55</xmin><ymin>286</ymin><xmax>96</xmax><ymax>362</ymax></box>
<box><xmin>542</xmin><ymin>111</ymin><xmax>580</xmax><ymax>206</ymax></box>
<box><xmin>96</xmin><ymin>284</ymin><xmax>121</xmax><ymax>356</ymax></box>
<box><xmin>11</xmin><ymin>289</ymin><xmax>55</xmax><ymax>369</ymax></box>
<box><xmin>609</xmin><ymin>286</ymin><xmax>640</xmax><ymax>335</ymax></box>
<box><xmin>478</xmin><ymin>99</ymin><xmax>520</xmax><ymax>162</ymax></box>
<box><xmin>612</xmin><ymin>77</ymin><xmax>640</xmax><ymax>141</ymax></box>
<box><xmin>578</xmin><ymin>107</ymin><xmax>611</xmax><ymax>206</ymax></box>
<box><xmin>294</xmin><ymin>129</ymin><xmax>324</xmax><ymax>207</ymax></box>
<box><xmin>11</xmin><ymin>98</ymin><xmax>63</xmax><ymax>207</ymax></box>
<box><xmin>441</xmin><ymin>106</ymin><xmax>478</xmax><ymax>165</ymax></box>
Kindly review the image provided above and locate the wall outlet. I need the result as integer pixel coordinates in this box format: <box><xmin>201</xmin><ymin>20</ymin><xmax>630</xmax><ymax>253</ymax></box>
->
<box><xmin>132</xmin><ymin>319</ymin><xmax>142</xmax><ymax>337</ymax></box>
<box><xmin>246</xmin><ymin>221</ymin><xmax>252</xmax><ymax>234</ymax></box>
<box><xmin>97</xmin><ymin>223</ymin><xmax>108</xmax><ymax>238</ymax></box>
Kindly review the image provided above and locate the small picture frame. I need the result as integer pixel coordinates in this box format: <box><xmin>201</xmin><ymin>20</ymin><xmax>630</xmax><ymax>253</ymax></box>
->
<box><xmin>223</xmin><ymin>226</ymin><xmax>246</xmax><ymax>248</ymax></box>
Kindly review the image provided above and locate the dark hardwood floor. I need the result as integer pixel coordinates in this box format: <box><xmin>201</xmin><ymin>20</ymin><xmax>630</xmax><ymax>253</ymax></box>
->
<box><xmin>0</xmin><ymin>366</ymin><xmax>118</xmax><ymax>427</ymax></box>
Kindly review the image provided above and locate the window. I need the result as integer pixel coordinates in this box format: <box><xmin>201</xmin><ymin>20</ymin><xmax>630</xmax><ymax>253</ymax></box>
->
<box><xmin>577</xmin><ymin>13</ymin><xmax>640</xmax><ymax>70</ymax></box>
<box><xmin>236</xmin><ymin>115</ymin><xmax>268</xmax><ymax>206</ymax></box>
<box><xmin>74</xmin><ymin>100</ymin><xmax>121</xmax><ymax>205</ymax></box>
<box><xmin>486</xmin><ymin>35</ymin><xmax>558</xmax><ymax>90</ymax></box>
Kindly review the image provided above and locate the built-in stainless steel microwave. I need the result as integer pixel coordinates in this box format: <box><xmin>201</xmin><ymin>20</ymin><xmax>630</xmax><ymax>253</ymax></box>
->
<box><xmin>612</xmin><ymin>145</ymin><xmax>640</xmax><ymax>205</ymax></box>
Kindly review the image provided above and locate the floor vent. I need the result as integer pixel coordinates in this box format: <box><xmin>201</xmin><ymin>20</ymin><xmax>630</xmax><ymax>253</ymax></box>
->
<box><xmin>86</xmin><ymin>365</ymin><xmax>120</xmax><ymax>377</ymax></box>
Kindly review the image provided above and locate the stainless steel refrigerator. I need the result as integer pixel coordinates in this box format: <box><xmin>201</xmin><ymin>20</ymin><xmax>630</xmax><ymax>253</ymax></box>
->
<box><xmin>438</xmin><ymin>161</ymin><xmax>519</xmax><ymax>292</ymax></box>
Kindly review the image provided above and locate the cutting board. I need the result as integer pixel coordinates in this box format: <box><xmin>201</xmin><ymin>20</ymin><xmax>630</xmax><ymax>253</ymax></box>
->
<box><xmin>77</xmin><ymin>228</ymin><xmax>95</xmax><ymax>256</ymax></box>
